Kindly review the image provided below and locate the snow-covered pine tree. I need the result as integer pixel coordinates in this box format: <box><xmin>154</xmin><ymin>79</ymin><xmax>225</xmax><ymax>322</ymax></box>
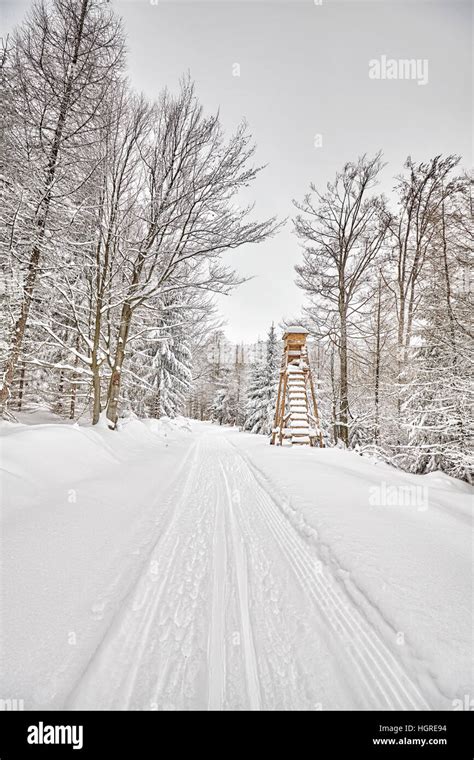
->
<box><xmin>211</xmin><ymin>388</ymin><xmax>227</xmax><ymax>425</ymax></box>
<box><xmin>150</xmin><ymin>332</ymin><xmax>193</xmax><ymax>419</ymax></box>
<box><xmin>243</xmin><ymin>360</ymin><xmax>266</xmax><ymax>431</ymax></box>
<box><xmin>244</xmin><ymin>323</ymin><xmax>279</xmax><ymax>435</ymax></box>
<box><xmin>399</xmin><ymin>186</ymin><xmax>473</xmax><ymax>483</ymax></box>
<box><xmin>211</xmin><ymin>376</ymin><xmax>235</xmax><ymax>426</ymax></box>
<box><xmin>400</xmin><ymin>315</ymin><xmax>472</xmax><ymax>481</ymax></box>
<box><xmin>186</xmin><ymin>330</ymin><xmax>222</xmax><ymax>420</ymax></box>
<box><xmin>125</xmin><ymin>295</ymin><xmax>193</xmax><ymax>420</ymax></box>
<box><xmin>232</xmin><ymin>343</ymin><xmax>247</xmax><ymax>427</ymax></box>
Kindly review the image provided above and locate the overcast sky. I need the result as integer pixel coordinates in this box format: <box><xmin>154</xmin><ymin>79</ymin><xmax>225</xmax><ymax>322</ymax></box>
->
<box><xmin>2</xmin><ymin>0</ymin><xmax>471</xmax><ymax>342</ymax></box>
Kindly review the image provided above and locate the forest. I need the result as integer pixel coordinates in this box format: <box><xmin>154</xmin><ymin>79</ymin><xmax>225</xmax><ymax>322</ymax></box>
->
<box><xmin>1</xmin><ymin>0</ymin><xmax>472</xmax><ymax>483</ymax></box>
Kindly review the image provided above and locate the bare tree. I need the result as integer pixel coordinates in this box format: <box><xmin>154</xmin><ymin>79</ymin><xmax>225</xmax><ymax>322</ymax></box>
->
<box><xmin>388</xmin><ymin>155</ymin><xmax>461</xmax><ymax>379</ymax></box>
<box><xmin>294</xmin><ymin>153</ymin><xmax>390</xmax><ymax>445</ymax></box>
<box><xmin>0</xmin><ymin>0</ymin><xmax>125</xmax><ymax>409</ymax></box>
<box><xmin>103</xmin><ymin>79</ymin><xmax>279</xmax><ymax>427</ymax></box>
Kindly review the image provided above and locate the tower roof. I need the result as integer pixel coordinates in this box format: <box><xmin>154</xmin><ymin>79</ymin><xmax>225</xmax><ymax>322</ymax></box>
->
<box><xmin>283</xmin><ymin>326</ymin><xmax>309</xmax><ymax>339</ymax></box>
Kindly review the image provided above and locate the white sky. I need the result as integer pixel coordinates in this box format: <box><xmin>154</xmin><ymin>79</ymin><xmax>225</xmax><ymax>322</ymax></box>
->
<box><xmin>2</xmin><ymin>0</ymin><xmax>471</xmax><ymax>342</ymax></box>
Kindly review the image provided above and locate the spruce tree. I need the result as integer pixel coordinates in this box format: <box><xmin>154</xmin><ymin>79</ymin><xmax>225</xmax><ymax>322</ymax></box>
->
<box><xmin>244</xmin><ymin>323</ymin><xmax>279</xmax><ymax>435</ymax></box>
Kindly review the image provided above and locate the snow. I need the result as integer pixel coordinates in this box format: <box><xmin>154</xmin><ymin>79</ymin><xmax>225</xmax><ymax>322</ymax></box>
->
<box><xmin>229</xmin><ymin>431</ymin><xmax>473</xmax><ymax>707</ymax></box>
<box><xmin>1</xmin><ymin>419</ymin><xmax>471</xmax><ymax>710</ymax></box>
<box><xmin>0</xmin><ymin>415</ymin><xmax>193</xmax><ymax>708</ymax></box>
<box><xmin>283</xmin><ymin>326</ymin><xmax>309</xmax><ymax>335</ymax></box>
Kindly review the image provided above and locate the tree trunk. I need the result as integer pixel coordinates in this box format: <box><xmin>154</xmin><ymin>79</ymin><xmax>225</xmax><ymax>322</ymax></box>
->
<box><xmin>105</xmin><ymin>302</ymin><xmax>133</xmax><ymax>428</ymax></box>
<box><xmin>17</xmin><ymin>362</ymin><xmax>26</xmax><ymax>411</ymax></box>
<box><xmin>330</xmin><ymin>349</ymin><xmax>338</xmax><ymax>444</ymax></box>
<box><xmin>92</xmin><ymin>366</ymin><xmax>101</xmax><ymax>425</ymax></box>
<box><xmin>339</xmin><ymin>307</ymin><xmax>349</xmax><ymax>446</ymax></box>
<box><xmin>374</xmin><ymin>278</ymin><xmax>382</xmax><ymax>445</ymax></box>
<box><xmin>152</xmin><ymin>386</ymin><xmax>161</xmax><ymax>419</ymax></box>
<box><xmin>439</xmin><ymin>200</ymin><xmax>464</xmax><ymax>442</ymax></box>
<box><xmin>69</xmin><ymin>335</ymin><xmax>80</xmax><ymax>420</ymax></box>
<box><xmin>396</xmin><ymin>290</ymin><xmax>406</xmax><ymax>417</ymax></box>
<box><xmin>1</xmin><ymin>245</ymin><xmax>41</xmax><ymax>406</ymax></box>
<box><xmin>0</xmin><ymin>0</ymin><xmax>90</xmax><ymax>409</ymax></box>
<box><xmin>91</xmin><ymin>280</ymin><xmax>104</xmax><ymax>425</ymax></box>
<box><xmin>55</xmin><ymin>369</ymin><xmax>65</xmax><ymax>416</ymax></box>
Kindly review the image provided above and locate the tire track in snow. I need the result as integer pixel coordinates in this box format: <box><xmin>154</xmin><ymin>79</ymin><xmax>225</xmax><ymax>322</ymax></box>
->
<box><xmin>227</xmin><ymin>439</ymin><xmax>430</xmax><ymax>710</ymax></box>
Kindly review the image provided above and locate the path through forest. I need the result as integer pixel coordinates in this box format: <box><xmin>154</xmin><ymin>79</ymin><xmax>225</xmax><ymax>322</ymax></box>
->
<box><xmin>3</xmin><ymin>419</ymin><xmax>470</xmax><ymax>711</ymax></box>
<box><xmin>65</xmin><ymin>427</ymin><xmax>430</xmax><ymax>711</ymax></box>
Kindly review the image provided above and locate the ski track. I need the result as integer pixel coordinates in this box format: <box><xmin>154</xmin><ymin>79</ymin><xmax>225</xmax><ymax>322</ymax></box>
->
<box><xmin>228</xmin><ymin>442</ymin><xmax>429</xmax><ymax>710</ymax></box>
<box><xmin>207</xmin><ymin>472</ymin><xmax>227</xmax><ymax>710</ymax></box>
<box><xmin>66</xmin><ymin>429</ymin><xmax>432</xmax><ymax>711</ymax></box>
<box><xmin>219</xmin><ymin>460</ymin><xmax>262</xmax><ymax>710</ymax></box>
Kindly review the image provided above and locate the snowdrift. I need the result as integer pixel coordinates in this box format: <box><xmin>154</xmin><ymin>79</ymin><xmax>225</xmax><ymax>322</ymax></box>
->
<box><xmin>0</xmin><ymin>415</ymin><xmax>194</xmax><ymax>709</ymax></box>
<box><xmin>1</xmin><ymin>414</ymin><xmax>191</xmax><ymax>513</ymax></box>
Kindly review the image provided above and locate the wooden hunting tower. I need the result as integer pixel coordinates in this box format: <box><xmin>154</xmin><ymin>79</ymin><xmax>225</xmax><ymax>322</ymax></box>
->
<box><xmin>270</xmin><ymin>327</ymin><xmax>323</xmax><ymax>447</ymax></box>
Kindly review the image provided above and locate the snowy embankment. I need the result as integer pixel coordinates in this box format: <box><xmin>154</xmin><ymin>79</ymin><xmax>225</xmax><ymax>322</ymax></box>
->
<box><xmin>1</xmin><ymin>414</ymin><xmax>194</xmax><ymax>709</ymax></box>
<box><xmin>1</xmin><ymin>417</ymin><xmax>472</xmax><ymax>710</ymax></box>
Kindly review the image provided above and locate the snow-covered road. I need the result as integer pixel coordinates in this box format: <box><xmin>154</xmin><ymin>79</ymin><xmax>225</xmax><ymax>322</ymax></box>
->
<box><xmin>65</xmin><ymin>429</ymin><xmax>428</xmax><ymax>710</ymax></box>
<box><xmin>1</xmin><ymin>419</ymin><xmax>471</xmax><ymax>711</ymax></box>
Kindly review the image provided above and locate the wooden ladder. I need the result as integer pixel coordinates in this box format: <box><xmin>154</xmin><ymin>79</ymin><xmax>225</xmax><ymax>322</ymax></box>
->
<box><xmin>270</xmin><ymin>327</ymin><xmax>323</xmax><ymax>447</ymax></box>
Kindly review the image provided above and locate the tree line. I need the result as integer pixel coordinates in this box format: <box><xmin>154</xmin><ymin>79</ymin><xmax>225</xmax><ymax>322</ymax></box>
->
<box><xmin>1</xmin><ymin>0</ymin><xmax>471</xmax><ymax>483</ymax></box>
<box><xmin>189</xmin><ymin>152</ymin><xmax>473</xmax><ymax>484</ymax></box>
<box><xmin>293</xmin><ymin>153</ymin><xmax>472</xmax><ymax>482</ymax></box>
<box><xmin>0</xmin><ymin>0</ymin><xmax>277</xmax><ymax>428</ymax></box>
